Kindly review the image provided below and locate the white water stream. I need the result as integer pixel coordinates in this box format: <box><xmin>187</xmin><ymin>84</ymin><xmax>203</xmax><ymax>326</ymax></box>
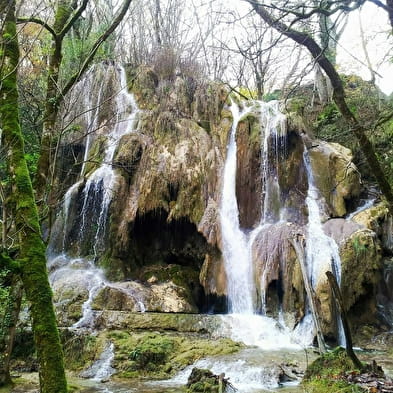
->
<box><xmin>79</xmin><ymin>66</ymin><xmax>140</xmax><ymax>256</ymax></box>
<box><xmin>302</xmin><ymin>150</ymin><xmax>346</xmax><ymax>346</ymax></box>
<box><xmin>220</xmin><ymin>98</ymin><xmax>345</xmax><ymax>351</ymax></box>
<box><xmin>220</xmin><ymin>100</ymin><xmax>288</xmax><ymax>315</ymax></box>
<box><xmin>49</xmin><ymin>64</ymin><xmax>144</xmax><ymax>335</ymax></box>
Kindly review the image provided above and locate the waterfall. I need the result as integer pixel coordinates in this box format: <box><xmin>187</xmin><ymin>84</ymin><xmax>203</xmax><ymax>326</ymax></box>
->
<box><xmin>260</xmin><ymin>101</ymin><xmax>287</xmax><ymax>223</ymax></box>
<box><xmin>78</xmin><ymin>65</ymin><xmax>140</xmax><ymax>257</ymax></box>
<box><xmin>49</xmin><ymin>63</ymin><xmax>143</xmax><ymax>330</ymax></box>
<box><xmin>219</xmin><ymin>98</ymin><xmax>347</xmax><ymax>347</ymax></box>
<box><xmin>302</xmin><ymin>149</ymin><xmax>346</xmax><ymax>345</ymax></box>
<box><xmin>80</xmin><ymin>342</ymin><xmax>115</xmax><ymax>381</ymax></box>
<box><xmin>220</xmin><ymin>101</ymin><xmax>254</xmax><ymax>314</ymax></box>
<box><xmin>221</xmin><ymin>100</ymin><xmax>288</xmax><ymax>315</ymax></box>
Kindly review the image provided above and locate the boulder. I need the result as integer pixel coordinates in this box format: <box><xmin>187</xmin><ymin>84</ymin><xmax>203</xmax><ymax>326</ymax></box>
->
<box><xmin>340</xmin><ymin>229</ymin><xmax>382</xmax><ymax>327</ymax></box>
<box><xmin>308</xmin><ymin>141</ymin><xmax>361</xmax><ymax>217</ymax></box>
<box><xmin>93</xmin><ymin>280</ymin><xmax>198</xmax><ymax>314</ymax></box>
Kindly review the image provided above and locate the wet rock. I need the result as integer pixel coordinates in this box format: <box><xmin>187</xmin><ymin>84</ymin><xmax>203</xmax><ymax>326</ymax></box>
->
<box><xmin>323</xmin><ymin>218</ymin><xmax>363</xmax><ymax>245</ymax></box>
<box><xmin>186</xmin><ymin>368</ymin><xmax>236</xmax><ymax>393</ymax></box>
<box><xmin>352</xmin><ymin>202</ymin><xmax>393</xmax><ymax>253</ymax></box>
<box><xmin>93</xmin><ymin>280</ymin><xmax>198</xmax><ymax>314</ymax></box>
<box><xmin>340</xmin><ymin>229</ymin><xmax>382</xmax><ymax>327</ymax></box>
<box><xmin>51</xmin><ymin>270</ymin><xmax>90</xmax><ymax>325</ymax></box>
<box><xmin>308</xmin><ymin>141</ymin><xmax>361</xmax><ymax>217</ymax></box>
<box><xmin>252</xmin><ymin>222</ymin><xmax>305</xmax><ymax>319</ymax></box>
<box><xmin>94</xmin><ymin>312</ymin><xmax>222</xmax><ymax>333</ymax></box>
<box><xmin>235</xmin><ymin>109</ymin><xmax>262</xmax><ymax>228</ymax></box>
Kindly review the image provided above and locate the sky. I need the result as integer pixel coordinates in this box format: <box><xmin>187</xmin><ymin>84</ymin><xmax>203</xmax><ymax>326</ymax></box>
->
<box><xmin>229</xmin><ymin>0</ymin><xmax>393</xmax><ymax>95</ymax></box>
<box><xmin>337</xmin><ymin>2</ymin><xmax>393</xmax><ymax>94</ymax></box>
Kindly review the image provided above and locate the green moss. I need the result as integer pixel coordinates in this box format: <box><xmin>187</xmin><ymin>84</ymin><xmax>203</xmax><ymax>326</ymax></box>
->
<box><xmin>305</xmin><ymin>348</ymin><xmax>359</xmax><ymax>379</ymax></box>
<box><xmin>304</xmin><ymin>377</ymin><xmax>365</xmax><ymax>393</ymax></box>
<box><xmin>140</xmin><ymin>264</ymin><xmax>198</xmax><ymax>289</ymax></box>
<box><xmin>108</xmin><ymin>331</ymin><xmax>242</xmax><ymax>379</ymax></box>
<box><xmin>0</xmin><ymin>5</ymin><xmax>67</xmax><ymax>392</ymax></box>
<box><xmin>83</xmin><ymin>135</ymin><xmax>107</xmax><ymax>176</ymax></box>
<box><xmin>130</xmin><ymin>66</ymin><xmax>158</xmax><ymax>110</ymax></box>
<box><xmin>61</xmin><ymin>331</ymin><xmax>104</xmax><ymax>371</ymax></box>
<box><xmin>187</xmin><ymin>368</ymin><xmax>220</xmax><ymax>393</ymax></box>
<box><xmin>303</xmin><ymin>347</ymin><xmax>365</xmax><ymax>393</ymax></box>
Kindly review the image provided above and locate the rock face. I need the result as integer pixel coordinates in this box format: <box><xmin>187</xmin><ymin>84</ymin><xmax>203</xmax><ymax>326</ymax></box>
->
<box><xmin>49</xmin><ymin>62</ymin><xmax>385</xmax><ymax>340</ymax></box>
<box><xmin>308</xmin><ymin>141</ymin><xmax>361</xmax><ymax>217</ymax></box>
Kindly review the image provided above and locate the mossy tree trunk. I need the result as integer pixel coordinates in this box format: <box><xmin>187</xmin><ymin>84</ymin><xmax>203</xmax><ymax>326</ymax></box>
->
<box><xmin>247</xmin><ymin>0</ymin><xmax>393</xmax><ymax>216</ymax></box>
<box><xmin>0</xmin><ymin>2</ymin><xmax>68</xmax><ymax>392</ymax></box>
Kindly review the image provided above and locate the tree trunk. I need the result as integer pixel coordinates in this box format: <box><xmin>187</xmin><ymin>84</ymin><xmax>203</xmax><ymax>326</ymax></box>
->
<box><xmin>34</xmin><ymin>1</ymin><xmax>74</xmax><ymax>205</ymax></box>
<box><xmin>0</xmin><ymin>277</ymin><xmax>23</xmax><ymax>387</ymax></box>
<box><xmin>0</xmin><ymin>2</ymin><xmax>68</xmax><ymax>392</ymax></box>
<box><xmin>314</xmin><ymin>64</ymin><xmax>330</xmax><ymax>105</ymax></box>
<box><xmin>326</xmin><ymin>272</ymin><xmax>364</xmax><ymax>371</ymax></box>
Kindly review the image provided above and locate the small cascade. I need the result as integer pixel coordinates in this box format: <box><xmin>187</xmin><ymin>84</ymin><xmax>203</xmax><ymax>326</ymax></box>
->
<box><xmin>302</xmin><ymin>149</ymin><xmax>345</xmax><ymax>345</ymax></box>
<box><xmin>260</xmin><ymin>101</ymin><xmax>287</xmax><ymax>223</ymax></box>
<box><xmin>346</xmin><ymin>198</ymin><xmax>375</xmax><ymax>220</ymax></box>
<box><xmin>72</xmin><ymin>261</ymin><xmax>107</xmax><ymax>329</ymax></box>
<box><xmin>78</xmin><ymin>66</ymin><xmax>140</xmax><ymax>256</ymax></box>
<box><xmin>80</xmin><ymin>342</ymin><xmax>115</xmax><ymax>381</ymax></box>
<box><xmin>217</xmin><ymin>314</ymin><xmax>303</xmax><ymax>350</ymax></box>
<box><xmin>48</xmin><ymin>63</ymin><xmax>143</xmax><ymax>331</ymax></box>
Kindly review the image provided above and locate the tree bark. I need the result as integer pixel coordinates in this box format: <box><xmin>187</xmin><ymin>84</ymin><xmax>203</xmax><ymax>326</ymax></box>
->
<box><xmin>289</xmin><ymin>237</ymin><xmax>326</xmax><ymax>354</ymax></box>
<box><xmin>246</xmin><ymin>0</ymin><xmax>393</xmax><ymax>216</ymax></box>
<box><xmin>0</xmin><ymin>2</ymin><xmax>68</xmax><ymax>392</ymax></box>
<box><xmin>326</xmin><ymin>272</ymin><xmax>364</xmax><ymax>371</ymax></box>
<box><xmin>34</xmin><ymin>1</ymin><xmax>79</xmax><ymax>207</ymax></box>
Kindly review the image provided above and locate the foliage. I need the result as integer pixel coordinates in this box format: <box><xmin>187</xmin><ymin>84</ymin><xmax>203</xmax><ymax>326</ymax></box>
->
<box><xmin>0</xmin><ymin>269</ymin><xmax>11</xmax><ymax>331</ymax></box>
<box><xmin>303</xmin><ymin>347</ymin><xmax>365</xmax><ymax>393</ymax></box>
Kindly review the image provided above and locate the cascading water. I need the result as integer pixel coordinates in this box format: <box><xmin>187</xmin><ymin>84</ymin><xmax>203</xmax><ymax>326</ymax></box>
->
<box><xmin>78</xmin><ymin>66</ymin><xmax>140</xmax><ymax>256</ymax></box>
<box><xmin>220</xmin><ymin>101</ymin><xmax>255</xmax><ymax>314</ymax></box>
<box><xmin>219</xmin><ymin>99</ymin><xmax>308</xmax><ymax>351</ymax></box>
<box><xmin>220</xmin><ymin>100</ymin><xmax>288</xmax><ymax>315</ymax></box>
<box><xmin>49</xmin><ymin>63</ymin><xmax>145</xmax><ymax>330</ymax></box>
<box><xmin>260</xmin><ymin>101</ymin><xmax>287</xmax><ymax>224</ymax></box>
<box><xmin>302</xmin><ymin>149</ymin><xmax>345</xmax><ymax>345</ymax></box>
<box><xmin>80</xmin><ymin>342</ymin><xmax>116</xmax><ymax>381</ymax></box>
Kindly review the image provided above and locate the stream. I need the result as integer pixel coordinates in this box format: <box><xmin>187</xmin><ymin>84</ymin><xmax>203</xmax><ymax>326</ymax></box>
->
<box><xmin>70</xmin><ymin>346</ymin><xmax>314</xmax><ymax>393</ymax></box>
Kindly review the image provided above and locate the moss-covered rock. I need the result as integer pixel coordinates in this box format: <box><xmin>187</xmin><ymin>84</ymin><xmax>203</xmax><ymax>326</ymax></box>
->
<box><xmin>340</xmin><ymin>229</ymin><xmax>382</xmax><ymax>328</ymax></box>
<box><xmin>83</xmin><ymin>135</ymin><xmax>107</xmax><ymax>176</ymax></box>
<box><xmin>95</xmin><ymin>312</ymin><xmax>223</xmax><ymax>333</ymax></box>
<box><xmin>186</xmin><ymin>368</ymin><xmax>227</xmax><ymax>393</ymax></box>
<box><xmin>303</xmin><ymin>347</ymin><xmax>365</xmax><ymax>393</ymax></box>
<box><xmin>130</xmin><ymin>65</ymin><xmax>158</xmax><ymax>110</ymax></box>
<box><xmin>107</xmin><ymin>330</ymin><xmax>242</xmax><ymax>379</ymax></box>
<box><xmin>352</xmin><ymin>202</ymin><xmax>393</xmax><ymax>253</ymax></box>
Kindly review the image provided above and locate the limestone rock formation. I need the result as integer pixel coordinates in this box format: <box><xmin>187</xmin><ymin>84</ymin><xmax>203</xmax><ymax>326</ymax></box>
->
<box><xmin>308</xmin><ymin>142</ymin><xmax>361</xmax><ymax>217</ymax></box>
<box><xmin>49</xmin><ymin>62</ymin><xmax>384</xmax><ymax>341</ymax></box>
